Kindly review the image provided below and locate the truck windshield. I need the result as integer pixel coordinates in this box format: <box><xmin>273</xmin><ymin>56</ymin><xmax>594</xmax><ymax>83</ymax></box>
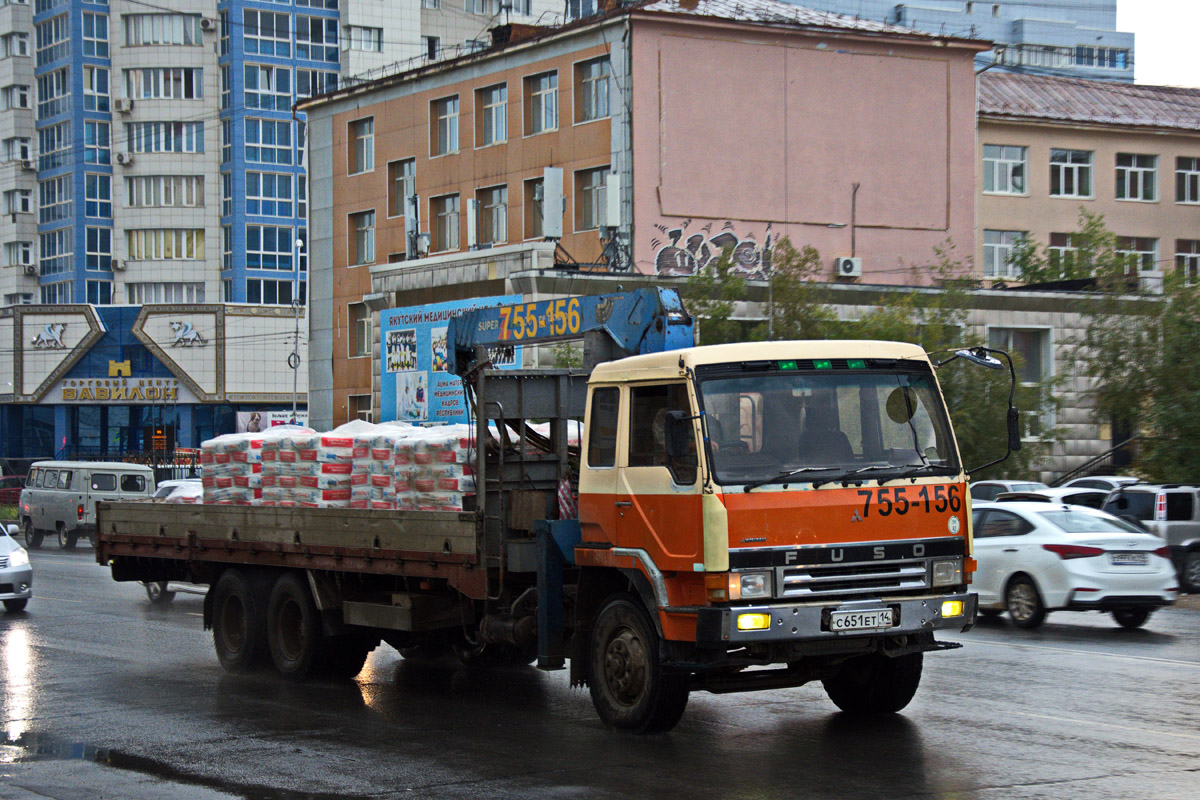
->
<box><xmin>696</xmin><ymin>367</ymin><xmax>960</xmax><ymax>487</ymax></box>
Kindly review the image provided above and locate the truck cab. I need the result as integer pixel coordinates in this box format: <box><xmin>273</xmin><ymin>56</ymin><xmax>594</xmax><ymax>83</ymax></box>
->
<box><xmin>575</xmin><ymin>341</ymin><xmax>976</xmax><ymax>730</ymax></box>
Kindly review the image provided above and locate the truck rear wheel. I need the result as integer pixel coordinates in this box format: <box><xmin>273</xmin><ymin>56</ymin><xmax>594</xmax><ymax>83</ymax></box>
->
<box><xmin>57</xmin><ymin>523</ymin><xmax>77</xmax><ymax>551</ymax></box>
<box><xmin>212</xmin><ymin>569</ymin><xmax>268</xmax><ymax>673</ymax></box>
<box><xmin>267</xmin><ymin>573</ymin><xmax>322</xmax><ymax>680</ymax></box>
<box><xmin>23</xmin><ymin>520</ymin><xmax>42</xmax><ymax>550</ymax></box>
<box><xmin>822</xmin><ymin>652</ymin><xmax>923</xmax><ymax>715</ymax></box>
<box><xmin>588</xmin><ymin>595</ymin><xmax>690</xmax><ymax>734</ymax></box>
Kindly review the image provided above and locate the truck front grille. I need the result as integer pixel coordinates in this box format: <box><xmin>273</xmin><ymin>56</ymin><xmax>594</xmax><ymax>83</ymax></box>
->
<box><xmin>778</xmin><ymin>559</ymin><xmax>930</xmax><ymax>600</ymax></box>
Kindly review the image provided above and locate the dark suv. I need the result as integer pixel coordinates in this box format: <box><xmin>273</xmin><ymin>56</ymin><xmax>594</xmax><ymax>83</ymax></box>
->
<box><xmin>1102</xmin><ymin>485</ymin><xmax>1200</xmax><ymax>592</ymax></box>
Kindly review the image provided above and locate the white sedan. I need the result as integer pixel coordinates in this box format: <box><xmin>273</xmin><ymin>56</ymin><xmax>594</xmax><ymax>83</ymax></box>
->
<box><xmin>971</xmin><ymin>501</ymin><xmax>1177</xmax><ymax>629</ymax></box>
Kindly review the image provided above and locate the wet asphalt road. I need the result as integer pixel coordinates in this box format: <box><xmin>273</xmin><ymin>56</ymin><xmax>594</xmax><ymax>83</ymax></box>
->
<box><xmin>2</xmin><ymin>548</ymin><xmax>1199</xmax><ymax>800</ymax></box>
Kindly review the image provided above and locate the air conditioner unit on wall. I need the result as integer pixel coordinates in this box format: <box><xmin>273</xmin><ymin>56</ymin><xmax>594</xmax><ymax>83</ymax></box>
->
<box><xmin>111</xmin><ymin>260</ymin><xmax>125</xmax><ymax>271</ymax></box>
<box><xmin>115</xmin><ymin>152</ymin><xmax>134</xmax><ymax>166</ymax></box>
<box><xmin>200</xmin><ymin>17</ymin><xmax>216</xmax><ymax>32</ymax></box>
<box><xmin>835</xmin><ymin>256</ymin><xmax>862</xmax><ymax>278</ymax></box>
<box><xmin>20</xmin><ymin>159</ymin><xmax>35</xmax><ymax>171</ymax></box>
<box><xmin>114</xmin><ymin>98</ymin><xmax>134</xmax><ymax>114</ymax></box>
<box><xmin>23</xmin><ymin>264</ymin><xmax>36</xmax><ymax>276</ymax></box>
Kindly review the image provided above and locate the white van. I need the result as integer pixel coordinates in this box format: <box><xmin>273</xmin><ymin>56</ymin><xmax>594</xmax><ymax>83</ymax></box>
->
<box><xmin>18</xmin><ymin>461</ymin><xmax>156</xmax><ymax>550</ymax></box>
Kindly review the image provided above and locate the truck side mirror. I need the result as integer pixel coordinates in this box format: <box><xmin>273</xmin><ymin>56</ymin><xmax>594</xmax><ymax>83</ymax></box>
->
<box><xmin>663</xmin><ymin>410</ymin><xmax>692</xmax><ymax>459</ymax></box>
<box><xmin>1008</xmin><ymin>407</ymin><xmax>1022</xmax><ymax>452</ymax></box>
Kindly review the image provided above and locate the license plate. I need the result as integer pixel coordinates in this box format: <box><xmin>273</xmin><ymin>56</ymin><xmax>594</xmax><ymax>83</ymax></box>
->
<box><xmin>829</xmin><ymin>608</ymin><xmax>894</xmax><ymax>632</ymax></box>
<box><xmin>1110</xmin><ymin>552</ymin><xmax>1149</xmax><ymax>566</ymax></box>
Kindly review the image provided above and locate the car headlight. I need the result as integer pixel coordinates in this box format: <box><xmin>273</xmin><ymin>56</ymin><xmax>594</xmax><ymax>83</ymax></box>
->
<box><xmin>9</xmin><ymin>548</ymin><xmax>30</xmax><ymax>568</ymax></box>
<box><xmin>728</xmin><ymin>571</ymin><xmax>773</xmax><ymax>601</ymax></box>
<box><xmin>932</xmin><ymin>557</ymin><xmax>963</xmax><ymax>588</ymax></box>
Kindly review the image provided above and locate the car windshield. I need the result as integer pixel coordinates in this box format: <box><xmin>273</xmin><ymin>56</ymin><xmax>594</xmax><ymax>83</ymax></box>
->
<box><xmin>696</xmin><ymin>364</ymin><xmax>959</xmax><ymax>486</ymax></box>
<box><xmin>1037</xmin><ymin>509</ymin><xmax>1144</xmax><ymax>534</ymax></box>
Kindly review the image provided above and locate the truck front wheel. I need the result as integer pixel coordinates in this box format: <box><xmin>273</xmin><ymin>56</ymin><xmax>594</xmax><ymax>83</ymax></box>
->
<box><xmin>822</xmin><ymin>651</ymin><xmax>923</xmax><ymax>715</ymax></box>
<box><xmin>212</xmin><ymin>569</ymin><xmax>268</xmax><ymax>673</ymax></box>
<box><xmin>588</xmin><ymin>595</ymin><xmax>690</xmax><ymax>734</ymax></box>
<box><xmin>267</xmin><ymin>573</ymin><xmax>322</xmax><ymax>680</ymax></box>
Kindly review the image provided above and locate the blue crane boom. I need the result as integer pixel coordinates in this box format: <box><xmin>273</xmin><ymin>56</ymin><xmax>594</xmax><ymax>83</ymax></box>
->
<box><xmin>446</xmin><ymin>288</ymin><xmax>694</xmax><ymax>374</ymax></box>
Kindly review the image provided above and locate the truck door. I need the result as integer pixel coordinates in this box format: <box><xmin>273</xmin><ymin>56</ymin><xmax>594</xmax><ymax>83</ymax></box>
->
<box><xmin>616</xmin><ymin>383</ymin><xmax>702</xmax><ymax>570</ymax></box>
<box><xmin>578</xmin><ymin>386</ymin><xmax>620</xmax><ymax>546</ymax></box>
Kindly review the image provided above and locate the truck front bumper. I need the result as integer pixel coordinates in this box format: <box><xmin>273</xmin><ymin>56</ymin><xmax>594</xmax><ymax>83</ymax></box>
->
<box><xmin>696</xmin><ymin>592</ymin><xmax>977</xmax><ymax>645</ymax></box>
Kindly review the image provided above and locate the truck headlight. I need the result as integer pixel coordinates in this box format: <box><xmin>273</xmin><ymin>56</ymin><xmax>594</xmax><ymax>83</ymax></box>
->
<box><xmin>932</xmin><ymin>558</ymin><xmax>963</xmax><ymax>587</ymax></box>
<box><xmin>728</xmin><ymin>571</ymin><xmax>772</xmax><ymax>601</ymax></box>
<box><xmin>9</xmin><ymin>548</ymin><xmax>30</xmax><ymax>568</ymax></box>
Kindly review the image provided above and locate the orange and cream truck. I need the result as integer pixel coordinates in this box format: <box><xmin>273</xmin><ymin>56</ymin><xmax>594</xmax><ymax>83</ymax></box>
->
<box><xmin>96</xmin><ymin>289</ymin><xmax>1018</xmax><ymax>733</ymax></box>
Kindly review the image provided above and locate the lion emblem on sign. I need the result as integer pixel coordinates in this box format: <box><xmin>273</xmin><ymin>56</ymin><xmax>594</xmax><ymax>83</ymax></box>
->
<box><xmin>170</xmin><ymin>321</ymin><xmax>207</xmax><ymax>347</ymax></box>
<box><xmin>30</xmin><ymin>322</ymin><xmax>66</xmax><ymax>349</ymax></box>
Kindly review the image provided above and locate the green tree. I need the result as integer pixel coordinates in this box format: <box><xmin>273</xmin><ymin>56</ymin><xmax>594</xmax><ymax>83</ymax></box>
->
<box><xmin>1141</xmin><ymin>274</ymin><xmax>1200</xmax><ymax>481</ymax></box>
<box><xmin>682</xmin><ymin>247</ymin><xmax>767</xmax><ymax>344</ymax></box>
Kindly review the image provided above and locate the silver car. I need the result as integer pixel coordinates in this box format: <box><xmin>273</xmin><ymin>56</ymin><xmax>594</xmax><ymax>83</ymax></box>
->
<box><xmin>1</xmin><ymin>523</ymin><xmax>32</xmax><ymax>612</ymax></box>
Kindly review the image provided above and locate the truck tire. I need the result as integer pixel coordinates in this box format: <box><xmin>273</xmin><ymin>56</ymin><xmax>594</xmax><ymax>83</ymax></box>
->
<box><xmin>267</xmin><ymin>573</ymin><xmax>322</xmax><ymax>680</ymax></box>
<box><xmin>145</xmin><ymin>581</ymin><xmax>176</xmax><ymax>605</ymax></box>
<box><xmin>23</xmin><ymin>519</ymin><xmax>43</xmax><ymax>550</ymax></box>
<box><xmin>57</xmin><ymin>523</ymin><xmax>77</xmax><ymax>551</ymax></box>
<box><xmin>588</xmin><ymin>595</ymin><xmax>690</xmax><ymax>734</ymax></box>
<box><xmin>1182</xmin><ymin>549</ymin><xmax>1200</xmax><ymax>594</ymax></box>
<box><xmin>822</xmin><ymin>652</ymin><xmax>923</xmax><ymax>714</ymax></box>
<box><xmin>212</xmin><ymin>569</ymin><xmax>268</xmax><ymax>673</ymax></box>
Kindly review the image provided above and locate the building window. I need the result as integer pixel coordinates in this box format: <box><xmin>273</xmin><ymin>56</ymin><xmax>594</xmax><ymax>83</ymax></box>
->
<box><xmin>298</xmin><ymin>177</ymin><xmax>307</xmax><ymax>223</ymax></box>
<box><xmin>349</xmin><ymin>303</ymin><xmax>371</xmax><ymax>358</ymax></box>
<box><xmin>982</xmin><ymin>230</ymin><xmax>1024</xmax><ymax>279</ymax></box>
<box><xmin>348</xmin><ymin>117</ymin><xmax>374</xmax><ymax>173</ymax></box>
<box><xmin>223</xmin><ymin>225</ymin><xmax>233</xmax><ymax>271</ymax></box>
<box><xmin>574</xmin><ymin>166</ymin><xmax>608</xmax><ymax>231</ymax></box>
<box><xmin>465</xmin><ymin>0</ymin><xmax>497</xmax><ymax>13</ymax></box>
<box><xmin>1050</xmin><ymin>149</ymin><xmax>1092</xmax><ymax>198</ymax></box>
<box><xmin>39</xmin><ymin>229</ymin><xmax>71</xmax><ymax>276</ymax></box>
<box><xmin>222</xmin><ymin>172</ymin><xmax>232</xmax><ymax>217</ymax></box>
<box><xmin>297</xmin><ymin>17</ymin><xmax>339</xmax><ymax>62</ymax></box>
<box><xmin>576</xmin><ymin>57</ymin><xmax>610</xmax><ymax>123</ymax></box>
<box><xmin>2</xmin><ymin>189</ymin><xmax>32</xmax><ymax>215</ymax></box>
<box><xmin>431</xmin><ymin>194</ymin><xmax>460</xmax><ymax>252</ymax></box>
<box><xmin>36</xmin><ymin>70</ymin><xmax>67</xmax><ymax>117</ymax></box>
<box><xmin>126</xmin><ymin>229</ymin><xmax>206</xmax><ymax>260</ymax></box>
<box><xmin>982</xmin><ymin>144</ymin><xmax>1026</xmax><ymax>194</ymax></box>
<box><xmin>3</xmin><ymin>242</ymin><xmax>33</xmax><ymax>268</ymax></box>
<box><xmin>247</xmin><ymin>172</ymin><xmax>293</xmax><ymax>217</ymax></box>
<box><xmin>84</xmin><ymin>121</ymin><xmax>110</xmax><ymax>165</ymax></box>
<box><xmin>421</xmin><ymin>0</ymin><xmax>440</xmax><ymax>8</ymax></box>
<box><xmin>524</xmin><ymin>178</ymin><xmax>544</xmax><ymax>239</ymax></box>
<box><xmin>85</xmin><ymin>173</ymin><xmax>112</xmax><ymax>218</ymax></box>
<box><xmin>244</xmin><ymin>64</ymin><xmax>290</xmax><ymax>111</ymax></box>
<box><xmin>4</xmin><ymin>83</ymin><xmax>31</xmax><ymax>111</ymax></box>
<box><xmin>1048</xmin><ymin>233</ymin><xmax>1079</xmax><ymax>272</ymax></box>
<box><xmin>86</xmin><ymin>280</ymin><xmax>112</xmax><ymax>305</ymax></box>
<box><xmin>476</xmin><ymin>185</ymin><xmax>507</xmax><ymax>246</ymax></box>
<box><xmin>127</xmin><ymin>175</ymin><xmax>204</xmax><ymax>208</ymax></box>
<box><xmin>476</xmin><ymin>84</ymin><xmax>506</xmax><ymax>147</ymax></box>
<box><xmin>125</xmin><ymin>67</ymin><xmax>203</xmax><ymax>99</ymax></box>
<box><xmin>126</xmin><ymin>282</ymin><xmax>206</xmax><ymax>304</ymax></box>
<box><xmin>1</xmin><ymin>33</ymin><xmax>31</xmax><ymax>59</ymax></box>
<box><xmin>82</xmin><ymin>66</ymin><xmax>109</xmax><ymax>112</ymax></box>
<box><xmin>247</xmin><ymin>278</ymin><xmax>302</xmax><ymax>306</ymax></box>
<box><xmin>349</xmin><ymin>394</ymin><xmax>373</xmax><ymax>422</ymax></box>
<box><xmin>221</xmin><ymin>119</ymin><xmax>232</xmax><ymax>163</ymax></box>
<box><xmin>247</xmin><ymin>225</ymin><xmax>295</xmax><ymax>270</ymax></box>
<box><xmin>126</xmin><ymin>121</ymin><xmax>204</xmax><ymax>153</ymax></box>
<box><xmin>39</xmin><ymin>175</ymin><xmax>71</xmax><ymax>224</ymax></box>
<box><xmin>83</xmin><ymin>13</ymin><xmax>108</xmax><ymax>57</ymax></box>
<box><xmin>525</xmin><ymin>71</ymin><xmax>558</xmax><ymax>135</ymax></box>
<box><xmin>244</xmin><ymin>9</ymin><xmax>290</xmax><ymax>57</ymax></box>
<box><xmin>297</xmin><ymin>69</ymin><xmax>338</xmax><ymax>98</ymax></box>
<box><xmin>4</xmin><ymin>137</ymin><xmax>31</xmax><ymax>161</ymax></box>
<box><xmin>41</xmin><ymin>281</ymin><xmax>72</xmax><ymax>305</ymax></box>
<box><xmin>1074</xmin><ymin>45</ymin><xmax>1129</xmax><ymax>69</ymax></box>
<box><xmin>124</xmin><ymin>14</ymin><xmax>203</xmax><ymax>46</ymax></box>
<box><xmin>1116</xmin><ymin>236</ymin><xmax>1159</xmax><ymax>273</ymax></box>
<box><xmin>35</xmin><ymin>14</ymin><xmax>69</xmax><ymax>67</ymax></box>
<box><xmin>431</xmin><ymin>96</ymin><xmax>458</xmax><ymax>156</ymax></box>
<box><xmin>86</xmin><ymin>226</ymin><xmax>112</xmax><ymax>270</ymax></box>
<box><xmin>1175</xmin><ymin>157</ymin><xmax>1200</xmax><ymax>204</ymax></box>
<box><xmin>345</xmin><ymin>26</ymin><xmax>382</xmax><ymax>52</ymax></box>
<box><xmin>422</xmin><ymin>35</ymin><xmax>439</xmax><ymax>60</ymax></box>
<box><xmin>4</xmin><ymin>293</ymin><xmax>34</xmax><ymax>306</ymax></box>
<box><xmin>245</xmin><ymin>118</ymin><xmax>292</xmax><ymax>164</ymax></box>
<box><xmin>41</xmin><ymin>120</ymin><xmax>71</xmax><ymax>166</ymax></box>
<box><xmin>1116</xmin><ymin>153</ymin><xmax>1157</xmax><ymax>201</ymax></box>
<box><xmin>1176</xmin><ymin>240</ymin><xmax>1200</xmax><ymax>281</ymax></box>
<box><xmin>988</xmin><ymin>327</ymin><xmax>1051</xmax><ymax>436</ymax></box>
<box><xmin>349</xmin><ymin>210</ymin><xmax>375</xmax><ymax>265</ymax></box>
<box><xmin>387</xmin><ymin>158</ymin><xmax>415</xmax><ymax>217</ymax></box>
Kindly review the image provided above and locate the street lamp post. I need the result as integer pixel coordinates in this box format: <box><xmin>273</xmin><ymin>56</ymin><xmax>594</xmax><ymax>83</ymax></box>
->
<box><xmin>290</xmin><ymin>236</ymin><xmax>304</xmax><ymax>423</ymax></box>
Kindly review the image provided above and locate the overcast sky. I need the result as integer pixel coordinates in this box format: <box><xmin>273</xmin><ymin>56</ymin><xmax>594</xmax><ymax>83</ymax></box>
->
<box><xmin>1118</xmin><ymin>1</ymin><xmax>1200</xmax><ymax>87</ymax></box>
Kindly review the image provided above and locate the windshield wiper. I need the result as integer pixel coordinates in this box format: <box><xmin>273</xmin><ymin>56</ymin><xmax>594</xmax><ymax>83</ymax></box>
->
<box><xmin>743</xmin><ymin>467</ymin><xmax>841</xmax><ymax>492</ymax></box>
<box><xmin>882</xmin><ymin>464</ymin><xmax>960</xmax><ymax>484</ymax></box>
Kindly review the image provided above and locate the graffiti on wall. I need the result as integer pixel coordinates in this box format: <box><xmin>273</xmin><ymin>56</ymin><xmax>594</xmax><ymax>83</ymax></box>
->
<box><xmin>651</xmin><ymin>220</ymin><xmax>774</xmax><ymax>281</ymax></box>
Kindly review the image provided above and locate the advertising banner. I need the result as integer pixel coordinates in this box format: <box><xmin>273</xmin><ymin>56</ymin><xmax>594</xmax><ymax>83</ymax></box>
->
<box><xmin>380</xmin><ymin>295</ymin><xmax>522</xmax><ymax>425</ymax></box>
<box><xmin>236</xmin><ymin>410</ymin><xmax>309</xmax><ymax>433</ymax></box>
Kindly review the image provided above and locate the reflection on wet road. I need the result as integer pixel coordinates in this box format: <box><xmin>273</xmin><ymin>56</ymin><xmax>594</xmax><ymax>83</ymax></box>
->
<box><xmin>2</xmin><ymin>549</ymin><xmax>1198</xmax><ymax>799</ymax></box>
